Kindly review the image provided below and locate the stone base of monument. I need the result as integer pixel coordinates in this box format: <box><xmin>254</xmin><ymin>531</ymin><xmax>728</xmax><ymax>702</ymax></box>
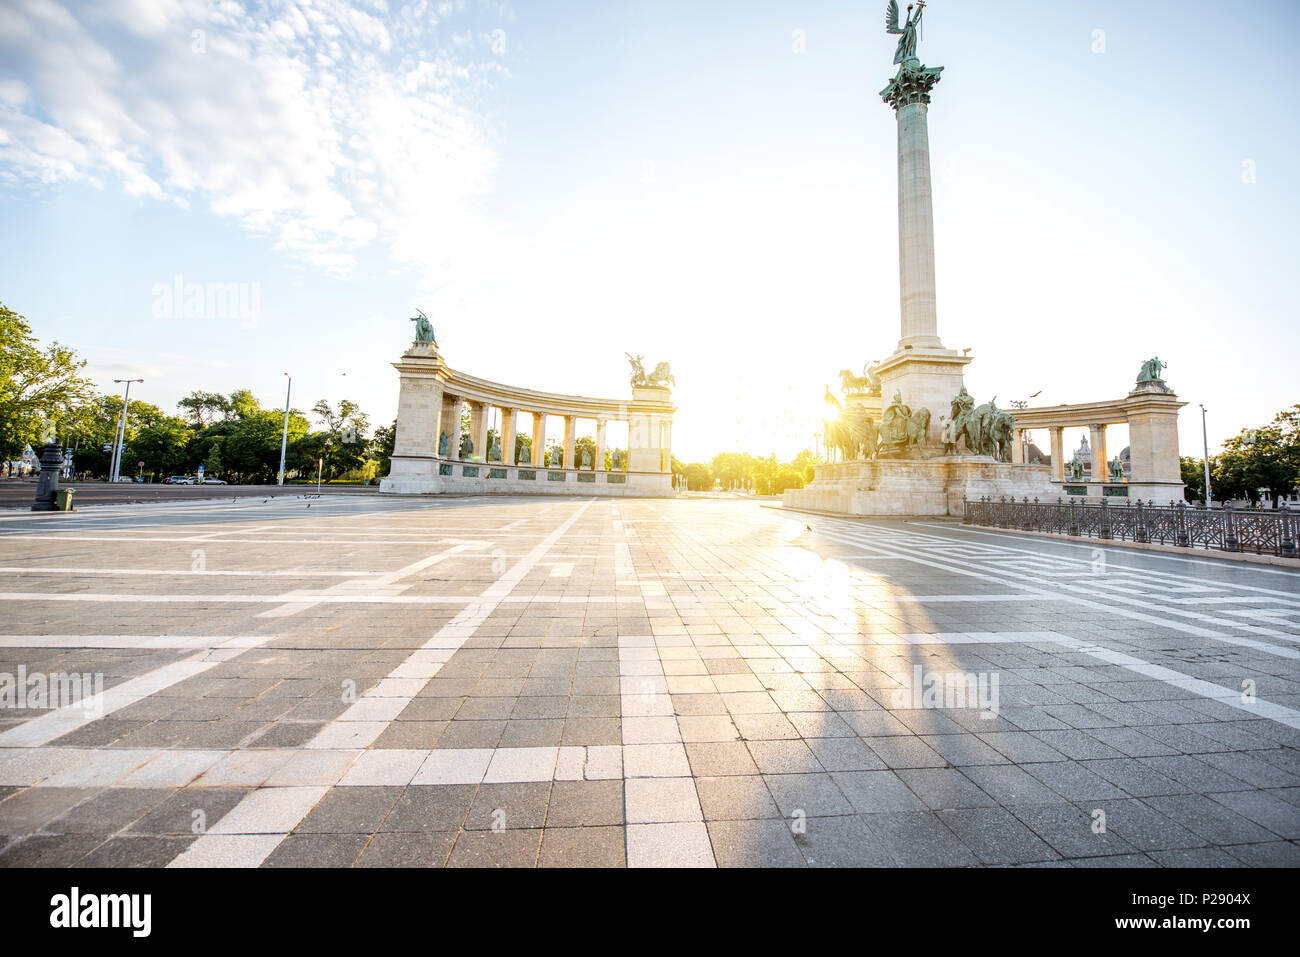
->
<box><xmin>381</xmin><ymin>456</ymin><xmax>674</xmax><ymax>498</ymax></box>
<box><xmin>782</xmin><ymin>456</ymin><xmax>1057</xmax><ymax>518</ymax></box>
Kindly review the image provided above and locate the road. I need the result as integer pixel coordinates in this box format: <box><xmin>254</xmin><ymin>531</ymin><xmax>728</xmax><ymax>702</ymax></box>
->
<box><xmin>0</xmin><ymin>480</ymin><xmax>376</xmax><ymax>510</ymax></box>
<box><xmin>0</xmin><ymin>493</ymin><xmax>1296</xmax><ymax>867</ymax></box>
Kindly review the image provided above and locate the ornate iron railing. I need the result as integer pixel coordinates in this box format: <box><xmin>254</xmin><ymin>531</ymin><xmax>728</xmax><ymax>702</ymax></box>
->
<box><xmin>963</xmin><ymin>496</ymin><xmax>1298</xmax><ymax>558</ymax></box>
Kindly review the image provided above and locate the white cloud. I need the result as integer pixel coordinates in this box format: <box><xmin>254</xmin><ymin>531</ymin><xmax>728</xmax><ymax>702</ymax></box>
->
<box><xmin>0</xmin><ymin>0</ymin><xmax>509</xmax><ymax>276</ymax></box>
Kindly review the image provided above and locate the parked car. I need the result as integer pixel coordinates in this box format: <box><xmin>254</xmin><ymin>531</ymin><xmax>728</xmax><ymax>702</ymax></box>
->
<box><xmin>165</xmin><ymin>476</ymin><xmax>193</xmax><ymax>485</ymax></box>
<box><xmin>202</xmin><ymin>478</ymin><xmax>228</xmax><ymax>485</ymax></box>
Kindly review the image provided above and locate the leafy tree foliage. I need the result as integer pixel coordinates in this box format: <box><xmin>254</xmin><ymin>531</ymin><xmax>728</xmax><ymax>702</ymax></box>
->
<box><xmin>0</xmin><ymin>302</ymin><xmax>97</xmax><ymax>458</ymax></box>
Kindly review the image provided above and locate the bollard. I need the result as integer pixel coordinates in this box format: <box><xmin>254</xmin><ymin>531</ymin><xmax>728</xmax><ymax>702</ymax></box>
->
<box><xmin>30</xmin><ymin>442</ymin><xmax>63</xmax><ymax>512</ymax></box>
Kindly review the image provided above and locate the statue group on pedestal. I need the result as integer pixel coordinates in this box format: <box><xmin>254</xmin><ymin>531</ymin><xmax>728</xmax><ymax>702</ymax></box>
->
<box><xmin>626</xmin><ymin>354</ymin><xmax>675</xmax><ymax>389</ymax></box>
<box><xmin>824</xmin><ymin>388</ymin><xmax>879</xmax><ymax>461</ymax></box>
<box><xmin>943</xmin><ymin>387</ymin><xmax>1016</xmax><ymax>462</ymax></box>
<box><xmin>1135</xmin><ymin>356</ymin><xmax>1170</xmax><ymax>391</ymax></box>
<box><xmin>410</xmin><ymin>309</ymin><xmax>436</xmax><ymax>345</ymax></box>
<box><xmin>823</xmin><ymin>388</ymin><xmax>930</xmax><ymax>462</ymax></box>
<box><xmin>838</xmin><ymin>362</ymin><xmax>882</xmax><ymax>397</ymax></box>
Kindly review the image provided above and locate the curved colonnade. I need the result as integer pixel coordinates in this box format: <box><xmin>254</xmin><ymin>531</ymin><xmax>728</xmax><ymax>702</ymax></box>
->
<box><xmin>380</xmin><ymin>342</ymin><xmax>676</xmax><ymax>497</ymax></box>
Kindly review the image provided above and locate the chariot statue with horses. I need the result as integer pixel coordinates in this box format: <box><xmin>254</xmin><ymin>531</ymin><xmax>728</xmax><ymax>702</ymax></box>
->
<box><xmin>838</xmin><ymin>361</ymin><xmax>882</xmax><ymax>396</ymax></box>
<box><xmin>627</xmin><ymin>354</ymin><xmax>675</xmax><ymax>389</ymax></box>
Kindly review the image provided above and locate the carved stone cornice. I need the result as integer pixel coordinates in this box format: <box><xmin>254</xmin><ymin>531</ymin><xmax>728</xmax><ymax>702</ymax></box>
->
<box><xmin>881</xmin><ymin>61</ymin><xmax>944</xmax><ymax>111</ymax></box>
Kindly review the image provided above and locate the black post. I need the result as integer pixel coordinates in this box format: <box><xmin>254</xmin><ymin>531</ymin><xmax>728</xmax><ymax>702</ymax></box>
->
<box><xmin>1175</xmin><ymin>500</ymin><xmax>1190</xmax><ymax>548</ymax></box>
<box><xmin>1281</xmin><ymin>504</ymin><xmax>1296</xmax><ymax>559</ymax></box>
<box><xmin>30</xmin><ymin>442</ymin><xmax>63</xmax><ymax>512</ymax></box>
<box><xmin>1224</xmin><ymin>506</ymin><xmax>1239</xmax><ymax>552</ymax></box>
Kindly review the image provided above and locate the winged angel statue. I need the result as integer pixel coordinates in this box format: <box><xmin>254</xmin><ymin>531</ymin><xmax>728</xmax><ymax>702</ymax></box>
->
<box><xmin>885</xmin><ymin>0</ymin><xmax>925</xmax><ymax>65</ymax></box>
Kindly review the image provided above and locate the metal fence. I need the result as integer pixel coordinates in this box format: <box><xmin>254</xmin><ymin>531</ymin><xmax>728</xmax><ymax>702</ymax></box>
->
<box><xmin>963</xmin><ymin>496</ymin><xmax>1299</xmax><ymax>558</ymax></box>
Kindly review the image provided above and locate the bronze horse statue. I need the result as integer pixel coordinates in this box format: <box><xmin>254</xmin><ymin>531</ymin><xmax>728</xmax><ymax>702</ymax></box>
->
<box><xmin>825</xmin><ymin>412</ymin><xmax>878</xmax><ymax>462</ymax></box>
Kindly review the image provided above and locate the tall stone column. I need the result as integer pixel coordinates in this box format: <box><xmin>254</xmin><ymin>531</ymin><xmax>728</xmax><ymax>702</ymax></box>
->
<box><xmin>499</xmin><ymin>408</ymin><xmax>516</xmax><ymax>465</ymax></box>
<box><xmin>596</xmin><ymin>419</ymin><xmax>608</xmax><ymax>471</ymax></box>
<box><xmin>562</xmin><ymin>416</ymin><xmax>577</xmax><ymax>470</ymax></box>
<box><xmin>1124</xmin><ymin>385</ymin><xmax>1187</xmax><ymax>502</ymax></box>
<box><xmin>895</xmin><ymin>98</ymin><xmax>941</xmax><ymax>349</ymax></box>
<box><xmin>382</xmin><ymin>341</ymin><xmax>447</xmax><ymax>494</ymax></box>
<box><xmin>470</xmin><ymin>402</ymin><xmax>489</xmax><ymax>462</ymax></box>
<box><xmin>1011</xmin><ymin>430</ymin><xmax>1025</xmax><ymax>465</ymax></box>
<box><xmin>390</xmin><ymin>344</ymin><xmax>444</xmax><ymax>461</ymax></box>
<box><xmin>662</xmin><ymin>420</ymin><xmax>673</xmax><ymax>472</ymax></box>
<box><xmin>1050</xmin><ymin>427</ymin><xmax>1065</xmax><ymax>481</ymax></box>
<box><xmin>1089</xmin><ymin>424</ymin><xmax>1108</xmax><ymax>483</ymax></box>
<box><xmin>531</xmin><ymin>412</ymin><xmax>547</xmax><ymax>468</ymax></box>
<box><xmin>448</xmin><ymin>396</ymin><xmax>465</xmax><ymax>460</ymax></box>
<box><xmin>875</xmin><ymin>60</ymin><xmax>969</xmax><ymax>451</ymax></box>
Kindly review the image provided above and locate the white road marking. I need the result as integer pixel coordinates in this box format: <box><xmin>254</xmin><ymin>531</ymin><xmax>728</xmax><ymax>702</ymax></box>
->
<box><xmin>0</xmin><ymin>635</ymin><xmax>277</xmax><ymax>748</ymax></box>
<box><xmin>170</xmin><ymin>500</ymin><xmax>596</xmax><ymax>868</ymax></box>
<box><xmin>256</xmin><ymin>542</ymin><xmax>483</xmax><ymax>619</ymax></box>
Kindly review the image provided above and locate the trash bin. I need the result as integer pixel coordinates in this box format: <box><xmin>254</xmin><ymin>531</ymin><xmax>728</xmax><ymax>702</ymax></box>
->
<box><xmin>55</xmin><ymin>488</ymin><xmax>75</xmax><ymax>511</ymax></box>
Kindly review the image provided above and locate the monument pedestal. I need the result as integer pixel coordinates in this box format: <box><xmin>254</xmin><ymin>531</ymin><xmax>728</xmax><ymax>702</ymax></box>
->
<box><xmin>783</xmin><ymin>456</ymin><xmax>1057</xmax><ymax>518</ymax></box>
<box><xmin>874</xmin><ymin>346</ymin><xmax>972</xmax><ymax>452</ymax></box>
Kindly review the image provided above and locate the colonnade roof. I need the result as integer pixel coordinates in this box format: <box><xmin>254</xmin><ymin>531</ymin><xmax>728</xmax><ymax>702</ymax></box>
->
<box><xmin>1011</xmin><ymin>391</ymin><xmax>1186</xmax><ymax>430</ymax></box>
<box><xmin>394</xmin><ymin>347</ymin><xmax>675</xmax><ymax>420</ymax></box>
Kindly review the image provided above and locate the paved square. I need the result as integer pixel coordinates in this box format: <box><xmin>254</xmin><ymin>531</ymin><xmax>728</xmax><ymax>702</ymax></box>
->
<box><xmin>1</xmin><ymin>493</ymin><xmax>1298</xmax><ymax>867</ymax></box>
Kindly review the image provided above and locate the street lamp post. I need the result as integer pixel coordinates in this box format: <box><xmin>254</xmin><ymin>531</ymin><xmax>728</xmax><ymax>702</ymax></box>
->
<box><xmin>109</xmin><ymin>379</ymin><xmax>143</xmax><ymax>483</ymax></box>
<box><xmin>278</xmin><ymin>373</ymin><xmax>291</xmax><ymax>486</ymax></box>
<box><xmin>1199</xmin><ymin>404</ymin><xmax>1213</xmax><ymax>507</ymax></box>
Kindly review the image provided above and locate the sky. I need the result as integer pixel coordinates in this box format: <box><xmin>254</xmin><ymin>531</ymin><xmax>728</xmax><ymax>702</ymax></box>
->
<box><xmin>2</xmin><ymin>0</ymin><xmax>1297</xmax><ymax>462</ymax></box>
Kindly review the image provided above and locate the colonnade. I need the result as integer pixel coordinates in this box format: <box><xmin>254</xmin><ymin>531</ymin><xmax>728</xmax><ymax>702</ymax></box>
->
<box><xmin>382</xmin><ymin>341</ymin><xmax>676</xmax><ymax>497</ymax></box>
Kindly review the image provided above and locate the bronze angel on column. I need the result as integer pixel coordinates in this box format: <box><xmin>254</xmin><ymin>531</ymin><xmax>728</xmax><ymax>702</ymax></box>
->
<box><xmin>886</xmin><ymin>0</ymin><xmax>925</xmax><ymax>65</ymax></box>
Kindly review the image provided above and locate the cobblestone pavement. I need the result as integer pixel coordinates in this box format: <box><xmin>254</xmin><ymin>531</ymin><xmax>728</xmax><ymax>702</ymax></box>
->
<box><xmin>0</xmin><ymin>494</ymin><xmax>1296</xmax><ymax>867</ymax></box>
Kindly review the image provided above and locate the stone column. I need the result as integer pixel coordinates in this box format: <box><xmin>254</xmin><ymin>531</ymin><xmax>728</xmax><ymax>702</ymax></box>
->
<box><xmin>469</xmin><ymin>402</ymin><xmax>489</xmax><ymax>462</ymax></box>
<box><xmin>1125</xmin><ymin>388</ymin><xmax>1188</xmax><ymax>502</ymax></box>
<box><xmin>662</xmin><ymin>420</ymin><xmax>673</xmax><ymax>472</ymax></box>
<box><xmin>596</xmin><ymin>419</ymin><xmax>608</xmax><ymax>471</ymax></box>
<box><xmin>391</xmin><ymin>351</ymin><xmax>444</xmax><ymax>460</ymax></box>
<box><xmin>449</xmin><ymin>396</ymin><xmax>465</xmax><ymax>459</ymax></box>
<box><xmin>896</xmin><ymin>100</ymin><xmax>940</xmax><ymax>348</ymax></box>
<box><xmin>499</xmin><ymin>408</ymin><xmax>516</xmax><ymax>466</ymax></box>
<box><xmin>382</xmin><ymin>342</ymin><xmax>446</xmax><ymax>493</ymax></box>
<box><xmin>1011</xmin><ymin>429</ymin><xmax>1025</xmax><ymax>464</ymax></box>
<box><xmin>562</xmin><ymin>416</ymin><xmax>576</xmax><ymax>470</ymax></box>
<box><xmin>1089</xmin><ymin>424</ymin><xmax>1108</xmax><ymax>483</ymax></box>
<box><xmin>531</xmin><ymin>412</ymin><xmax>546</xmax><ymax>468</ymax></box>
<box><xmin>1050</xmin><ymin>427</ymin><xmax>1065</xmax><ymax>481</ymax></box>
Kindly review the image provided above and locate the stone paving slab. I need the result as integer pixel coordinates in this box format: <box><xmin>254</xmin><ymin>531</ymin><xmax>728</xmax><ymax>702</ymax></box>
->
<box><xmin>1</xmin><ymin>494</ymin><xmax>1298</xmax><ymax>867</ymax></box>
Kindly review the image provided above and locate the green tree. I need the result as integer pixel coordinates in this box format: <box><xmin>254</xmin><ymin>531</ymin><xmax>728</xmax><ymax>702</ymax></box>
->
<box><xmin>0</xmin><ymin>302</ymin><xmax>97</xmax><ymax>458</ymax></box>
<box><xmin>1214</xmin><ymin>424</ymin><xmax>1297</xmax><ymax>507</ymax></box>
<box><xmin>312</xmin><ymin>399</ymin><xmax>371</xmax><ymax>479</ymax></box>
<box><xmin>133</xmin><ymin>416</ymin><xmax>193</xmax><ymax>480</ymax></box>
<box><xmin>682</xmin><ymin>463</ymin><xmax>713</xmax><ymax>491</ymax></box>
<box><xmin>178</xmin><ymin>391</ymin><xmax>232</xmax><ymax>427</ymax></box>
<box><xmin>371</xmin><ymin>421</ymin><xmax>396</xmax><ymax>478</ymax></box>
<box><xmin>1180</xmin><ymin>456</ymin><xmax>1207</xmax><ymax>503</ymax></box>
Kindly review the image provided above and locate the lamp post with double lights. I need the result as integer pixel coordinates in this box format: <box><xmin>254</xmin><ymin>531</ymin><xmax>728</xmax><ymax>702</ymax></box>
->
<box><xmin>278</xmin><ymin>373</ymin><xmax>291</xmax><ymax>486</ymax></box>
<box><xmin>109</xmin><ymin>379</ymin><xmax>143</xmax><ymax>483</ymax></box>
